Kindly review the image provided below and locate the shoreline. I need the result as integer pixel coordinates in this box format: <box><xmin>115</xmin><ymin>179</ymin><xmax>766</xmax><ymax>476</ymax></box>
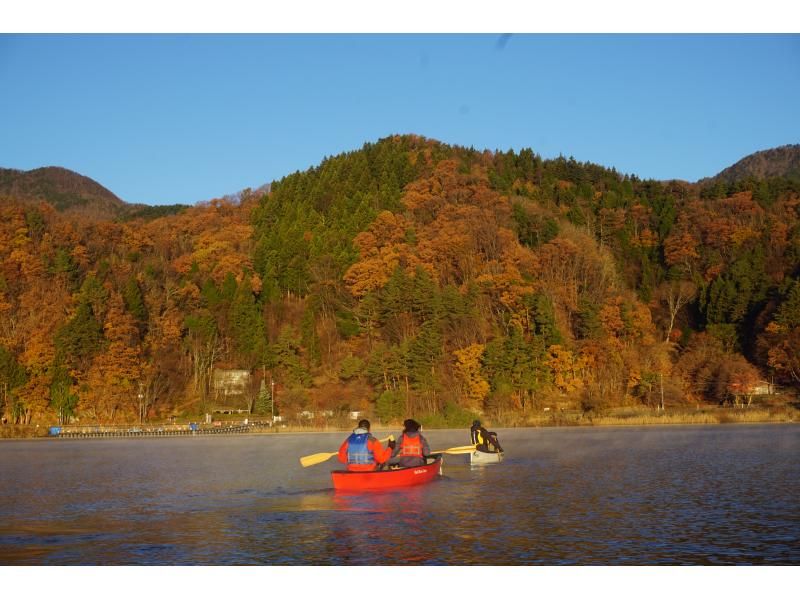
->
<box><xmin>1</xmin><ymin>408</ymin><xmax>797</xmax><ymax>440</ymax></box>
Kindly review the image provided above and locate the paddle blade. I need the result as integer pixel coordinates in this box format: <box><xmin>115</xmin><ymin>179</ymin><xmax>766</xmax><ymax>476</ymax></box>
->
<box><xmin>299</xmin><ymin>451</ymin><xmax>337</xmax><ymax>467</ymax></box>
<box><xmin>442</xmin><ymin>446</ymin><xmax>479</xmax><ymax>455</ymax></box>
<box><xmin>430</xmin><ymin>445</ymin><xmax>478</xmax><ymax>455</ymax></box>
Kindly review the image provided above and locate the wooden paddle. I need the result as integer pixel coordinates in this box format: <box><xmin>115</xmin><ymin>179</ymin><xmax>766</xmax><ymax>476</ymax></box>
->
<box><xmin>429</xmin><ymin>444</ymin><xmax>478</xmax><ymax>455</ymax></box>
<box><xmin>299</xmin><ymin>435</ymin><xmax>394</xmax><ymax>467</ymax></box>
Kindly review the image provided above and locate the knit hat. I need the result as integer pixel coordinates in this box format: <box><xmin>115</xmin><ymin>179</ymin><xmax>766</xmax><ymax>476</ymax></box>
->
<box><xmin>403</xmin><ymin>419</ymin><xmax>421</xmax><ymax>433</ymax></box>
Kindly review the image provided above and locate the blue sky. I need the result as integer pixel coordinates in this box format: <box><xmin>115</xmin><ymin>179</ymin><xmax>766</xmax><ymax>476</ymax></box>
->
<box><xmin>1</xmin><ymin>33</ymin><xmax>799</xmax><ymax>205</ymax></box>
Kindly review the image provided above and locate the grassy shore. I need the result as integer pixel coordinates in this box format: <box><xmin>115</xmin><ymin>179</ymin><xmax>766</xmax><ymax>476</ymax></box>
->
<box><xmin>515</xmin><ymin>406</ymin><xmax>798</xmax><ymax>428</ymax></box>
<box><xmin>2</xmin><ymin>404</ymin><xmax>798</xmax><ymax>439</ymax></box>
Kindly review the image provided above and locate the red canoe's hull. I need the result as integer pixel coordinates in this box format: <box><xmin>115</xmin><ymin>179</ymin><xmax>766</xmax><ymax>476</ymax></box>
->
<box><xmin>331</xmin><ymin>456</ymin><xmax>442</xmax><ymax>491</ymax></box>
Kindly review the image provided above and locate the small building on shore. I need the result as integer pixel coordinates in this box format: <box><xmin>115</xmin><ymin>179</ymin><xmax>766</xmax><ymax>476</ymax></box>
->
<box><xmin>212</xmin><ymin>369</ymin><xmax>252</xmax><ymax>413</ymax></box>
<box><xmin>750</xmin><ymin>380</ymin><xmax>777</xmax><ymax>396</ymax></box>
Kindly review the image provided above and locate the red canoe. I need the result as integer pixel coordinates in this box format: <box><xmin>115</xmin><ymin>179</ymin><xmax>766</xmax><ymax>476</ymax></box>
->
<box><xmin>331</xmin><ymin>455</ymin><xmax>442</xmax><ymax>491</ymax></box>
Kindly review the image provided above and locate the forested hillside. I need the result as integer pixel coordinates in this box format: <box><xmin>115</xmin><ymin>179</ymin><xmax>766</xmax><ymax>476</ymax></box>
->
<box><xmin>1</xmin><ymin>135</ymin><xmax>799</xmax><ymax>426</ymax></box>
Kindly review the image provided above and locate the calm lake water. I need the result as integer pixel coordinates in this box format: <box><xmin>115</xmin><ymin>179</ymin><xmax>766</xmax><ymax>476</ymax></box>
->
<box><xmin>1</xmin><ymin>424</ymin><xmax>798</xmax><ymax>565</ymax></box>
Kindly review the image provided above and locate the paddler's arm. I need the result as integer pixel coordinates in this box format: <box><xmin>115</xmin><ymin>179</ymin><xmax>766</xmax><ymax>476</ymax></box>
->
<box><xmin>421</xmin><ymin>434</ymin><xmax>431</xmax><ymax>457</ymax></box>
<box><xmin>389</xmin><ymin>434</ymin><xmax>400</xmax><ymax>457</ymax></box>
<box><xmin>370</xmin><ymin>435</ymin><xmax>393</xmax><ymax>464</ymax></box>
<box><xmin>337</xmin><ymin>438</ymin><xmax>349</xmax><ymax>464</ymax></box>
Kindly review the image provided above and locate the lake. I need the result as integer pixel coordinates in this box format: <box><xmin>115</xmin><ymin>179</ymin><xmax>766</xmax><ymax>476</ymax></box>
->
<box><xmin>0</xmin><ymin>424</ymin><xmax>798</xmax><ymax>565</ymax></box>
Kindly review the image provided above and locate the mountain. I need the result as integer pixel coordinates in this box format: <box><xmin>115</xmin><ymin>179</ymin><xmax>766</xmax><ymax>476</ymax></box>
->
<box><xmin>0</xmin><ymin>166</ymin><xmax>188</xmax><ymax>220</ymax></box>
<box><xmin>700</xmin><ymin>144</ymin><xmax>800</xmax><ymax>185</ymax></box>
<box><xmin>0</xmin><ymin>166</ymin><xmax>129</xmax><ymax>218</ymax></box>
<box><xmin>2</xmin><ymin>134</ymin><xmax>800</xmax><ymax>427</ymax></box>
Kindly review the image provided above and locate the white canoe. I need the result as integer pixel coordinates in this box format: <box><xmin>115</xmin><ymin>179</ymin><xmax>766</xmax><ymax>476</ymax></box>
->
<box><xmin>470</xmin><ymin>449</ymin><xmax>505</xmax><ymax>465</ymax></box>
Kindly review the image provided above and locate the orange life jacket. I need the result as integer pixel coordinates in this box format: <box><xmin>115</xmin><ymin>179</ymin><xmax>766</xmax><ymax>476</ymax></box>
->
<box><xmin>399</xmin><ymin>433</ymin><xmax>423</xmax><ymax>457</ymax></box>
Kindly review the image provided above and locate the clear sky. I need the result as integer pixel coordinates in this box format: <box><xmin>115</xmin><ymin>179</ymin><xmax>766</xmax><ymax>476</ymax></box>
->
<box><xmin>1</xmin><ymin>33</ymin><xmax>799</xmax><ymax>205</ymax></box>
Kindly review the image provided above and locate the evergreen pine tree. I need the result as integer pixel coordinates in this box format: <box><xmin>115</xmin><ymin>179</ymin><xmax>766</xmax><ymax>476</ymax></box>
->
<box><xmin>255</xmin><ymin>379</ymin><xmax>272</xmax><ymax>416</ymax></box>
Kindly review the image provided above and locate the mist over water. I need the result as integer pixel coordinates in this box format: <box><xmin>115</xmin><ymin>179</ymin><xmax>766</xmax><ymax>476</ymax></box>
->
<box><xmin>1</xmin><ymin>424</ymin><xmax>798</xmax><ymax>565</ymax></box>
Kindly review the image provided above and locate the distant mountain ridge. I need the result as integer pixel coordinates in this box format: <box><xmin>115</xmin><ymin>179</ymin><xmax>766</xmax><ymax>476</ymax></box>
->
<box><xmin>0</xmin><ymin>166</ymin><xmax>187</xmax><ymax>220</ymax></box>
<box><xmin>4</xmin><ymin>142</ymin><xmax>799</xmax><ymax>220</ymax></box>
<box><xmin>700</xmin><ymin>144</ymin><xmax>800</xmax><ymax>185</ymax></box>
<box><xmin>0</xmin><ymin>166</ymin><xmax>127</xmax><ymax>217</ymax></box>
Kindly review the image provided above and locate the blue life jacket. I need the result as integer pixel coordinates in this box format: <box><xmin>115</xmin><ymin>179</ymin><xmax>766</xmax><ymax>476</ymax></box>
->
<box><xmin>346</xmin><ymin>432</ymin><xmax>375</xmax><ymax>465</ymax></box>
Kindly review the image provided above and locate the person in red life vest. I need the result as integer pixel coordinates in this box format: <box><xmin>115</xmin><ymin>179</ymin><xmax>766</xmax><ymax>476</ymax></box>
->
<box><xmin>388</xmin><ymin>419</ymin><xmax>431</xmax><ymax>468</ymax></box>
<box><xmin>470</xmin><ymin>419</ymin><xmax>503</xmax><ymax>453</ymax></box>
<box><xmin>337</xmin><ymin>418</ymin><xmax>393</xmax><ymax>471</ymax></box>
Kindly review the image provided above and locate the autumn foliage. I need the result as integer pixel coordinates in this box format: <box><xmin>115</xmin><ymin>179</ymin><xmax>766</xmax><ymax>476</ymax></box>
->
<box><xmin>1</xmin><ymin>135</ymin><xmax>798</xmax><ymax>425</ymax></box>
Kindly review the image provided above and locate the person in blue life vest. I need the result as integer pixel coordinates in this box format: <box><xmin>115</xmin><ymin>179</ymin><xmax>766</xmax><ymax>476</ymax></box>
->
<box><xmin>388</xmin><ymin>419</ymin><xmax>431</xmax><ymax>468</ymax></box>
<box><xmin>337</xmin><ymin>418</ymin><xmax>393</xmax><ymax>471</ymax></box>
<box><xmin>470</xmin><ymin>419</ymin><xmax>503</xmax><ymax>453</ymax></box>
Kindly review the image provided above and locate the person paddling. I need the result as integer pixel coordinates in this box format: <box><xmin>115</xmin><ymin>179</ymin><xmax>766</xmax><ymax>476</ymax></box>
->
<box><xmin>388</xmin><ymin>419</ymin><xmax>431</xmax><ymax>468</ymax></box>
<box><xmin>338</xmin><ymin>419</ymin><xmax>393</xmax><ymax>471</ymax></box>
<box><xmin>470</xmin><ymin>419</ymin><xmax>503</xmax><ymax>453</ymax></box>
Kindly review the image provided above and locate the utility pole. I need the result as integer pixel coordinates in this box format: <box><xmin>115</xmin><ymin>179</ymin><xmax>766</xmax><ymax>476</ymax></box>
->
<box><xmin>271</xmin><ymin>377</ymin><xmax>275</xmax><ymax>427</ymax></box>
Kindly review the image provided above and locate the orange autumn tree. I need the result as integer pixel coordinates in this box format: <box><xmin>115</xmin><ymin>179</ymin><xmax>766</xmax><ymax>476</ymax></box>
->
<box><xmin>170</xmin><ymin>200</ymin><xmax>255</xmax><ymax>285</ymax></box>
<box><xmin>758</xmin><ymin>280</ymin><xmax>800</xmax><ymax>385</ymax></box>
<box><xmin>13</xmin><ymin>272</ymin><xmax>74</xmax><ymax>424</ymax></box>
<box><xmin>81</xmin><ymin>290</ymin><xmax>143</xmax><ymax>421</ymax></box>
<box><xmin>663</xmin><ymin>229</ymin><xmax>700</xmax><ymax>277</ymax></box>
<box><xmin>453</xmin><ymin>343</ymin><xmax>490</xmax><ymax>412</ymax></box>
<box><xmin>713</xmin><ymin>354</ymin><xmax>761</xmax><ymax>408</ymax></box>
<box><xmin>408</xmin><ymin>161</ymin><xmax>516</xmax><ymax>286</ymax></box>
<box><xmin>765</xmin><ymin>324</ymin><xmax>800</xmax><ymax>385</ymax></box>
<box><xmin>343</xmin><ymin>211</ymin><xmax>415</xmax><ymax>298</ymax></box>
<box><xmin>545</xmin><ymin>344</ymin><xmax>586</xmax><ymax>394</ymax></box>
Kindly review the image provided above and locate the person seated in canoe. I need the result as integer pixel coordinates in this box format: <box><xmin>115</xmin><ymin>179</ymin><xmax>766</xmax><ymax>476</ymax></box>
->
<box><xmin>470</xmin><ymin>419</ymin><xmax>504</xmax><ymax>453</ymax></box>
<box><xmin>337</xmin><ymin>419</ymin><xmax>393</xmax><ymax>471</ymax></box>
<box><xmin>388</xmin><ymin>419</ymin><xmax>431</xmax><ymax>468</ymax></box>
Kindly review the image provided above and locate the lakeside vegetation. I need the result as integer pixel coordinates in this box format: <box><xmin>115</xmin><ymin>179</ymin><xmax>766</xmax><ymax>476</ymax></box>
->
<box><xmin>1</xmin><ymin>135</ymin><xmax>800</xmax><ymax>431</ymax></box>
<box><xmin>1</xmin><ymin>405</ymin><xmax>796</xmax><ymax>440</ymax></box>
